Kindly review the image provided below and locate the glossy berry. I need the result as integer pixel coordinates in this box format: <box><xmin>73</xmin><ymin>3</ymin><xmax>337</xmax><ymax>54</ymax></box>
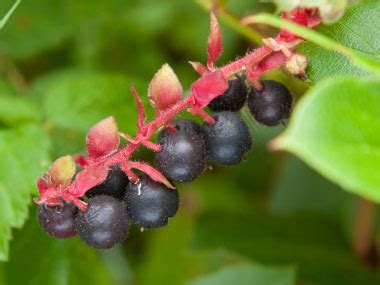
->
<box><xmin>208</xmin><ymin>77</ymin><xmax>247</xmax><ymax>112</ymax></box>
<box><xmin>203</xmin><ymin>111</ymin><xmax>252</xmax><ymax>166</ymax></box>
<box><xmin>38</xmin><ymin>202</ymin><xmax>78</xmax><ymax>239</ymax></box>
<box><xmin>158</xmin><ymin>118</ymin><xmax>204</xmax><ymax>141</ymax></box>
<box><xmin>155</xmin><ymin>129</ymin><xmax>207</xmax><ymax>182</ymax></box>
<box><xmin>87</xmin><ymin>164</ymin><xmax>129</xmax><ymax>199</ymax></box>
<box><xmin>75</xmin><ymin>195</ymin><xmax>129</xmax><ymax>249</ymax></box>
<box><xmin>125</xmin><ymin>175</ymin><xmax>179</xmax><ymax>228</ymax></box>
<box><xmin>247</xmin><ymin>80</ymin><xmax>293</xmax><ymax>126</ymax></box>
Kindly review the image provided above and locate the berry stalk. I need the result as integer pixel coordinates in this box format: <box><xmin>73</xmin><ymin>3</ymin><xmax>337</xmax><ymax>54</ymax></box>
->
<box><xmin>35</xmin><ymin>7</ymin><xmax>322</xmax><ymax>210</ymax></box>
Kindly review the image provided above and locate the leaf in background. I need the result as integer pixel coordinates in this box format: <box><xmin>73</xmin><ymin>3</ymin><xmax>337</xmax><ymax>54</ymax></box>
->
<box><xmin>0</xmin><ymin>124</ymin><xmax>50</xmax><ymax>260</ymax></box>
<box><xmin>2</xmin><ymin>208</ymin><xmax>113</xmax><ymax>285</ymax></box>
<box><xmin>0</xmin><ymin>0</ymin><xmax>73</xmax><ymax>59</ymax></box>
<box><xmin>272</xmin><ymin>77</ymin><xmax>380</xmax><ymax>203</ymax></box>
<box><xmin>0</xmin><ymin>94</ymin><xmax>40</xmax><ymax>126</ymax></box>
<box><xmin>299</xmin><ymin>0</ymin><xmax>380</xmax><ymax>82</ymax></box>
<box><xmin>35</xmin><ymin>70</ymin><xmax>148</xmax><ymax>135</ymax></box>
<box><xmin>193</xmin><ymin>211</ymin><xmax>380</xmax><ymax>285</ymax></box>
<box><xmin>0</xmin><ymin>0</ymin><xmax>21</xmax><ymax>30</ymax></box>
<box><xmin>270</xmin><ymin>156</ymin><xmax>352</xmax><ymax>218</ymax></box>
<box><xmin>135</xmin><ymin>212</ymin><xmax>194</xmax><ymax>285</ymax></box>
<box><xmin>186</xmin><ymin>262</ymin><xmax>295</xmax><ymax>285</ymax></box>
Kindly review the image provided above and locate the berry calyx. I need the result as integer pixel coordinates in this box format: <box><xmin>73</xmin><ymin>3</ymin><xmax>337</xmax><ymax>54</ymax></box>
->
<box><xmin>86</xmin><ymin>164</ymin><xmax>129</xmax><ymax>199</ymax></box>
<box><xmin>208</xmin><ymin>77</ymin><xmax>247</xmax><ymax>112</ymax></box>
<box><xmin>75</xmin><ymin>195</ymin><xmax>129</xmax><ymax>249</ymax></box>
<box><xmin>203</xmin><ymin>111</ymin><xmax>252</xmax><ymax>166</ymax></box>
<box><xmin>247</xmin><ymin>80</ymin><xmax>293</xmax><ymax>126</ymax></box>
<box><xmin>155</xmin><ymin>128</ymin><xmax>207</xmax><ymax>182</ymax></box>
<box><xmin>125</xmin><ymin>175</ymin><xmax>179</xmax><ymax>228</ymax></box>
<box><xmin>158</xmin><ymin>118</ymin><xmax>204</xmax><ymax>141</ymax></box>
<box><xmin>37</xmin><ymin>202</ymin><xmax>78</xmax><ymax>239</ymax></box>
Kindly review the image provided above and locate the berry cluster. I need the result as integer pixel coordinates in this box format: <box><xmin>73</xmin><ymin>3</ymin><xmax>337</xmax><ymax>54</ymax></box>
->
<box><xmin>35</xmin><ymin>8</ymin><xmax>322</xmax><ymax>249</ymax></box>
<box><xmin>37</xmin><ymin>77</ymin><xmax>292</xmax><ymax>249</ymax></box>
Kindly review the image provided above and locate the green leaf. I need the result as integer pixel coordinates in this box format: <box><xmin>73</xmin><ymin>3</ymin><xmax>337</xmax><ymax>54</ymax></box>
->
<box><xmin>2</xmin><ymin>208</ymin><xmax>113</xmax><ymax>285</ymax></box>
<box><xmin>244</xmin><ymin>2</ymin><xmax>380</xmax><ymax>78</ymax></box>
<box><xmin>186</xmin><ymin>262</ymin><xmax>295</xmax><ymax>285</ymax></box>
<box><xmin>0</xmin><ymin>0</ymin><xmax>73</xmax><ymax>59</ymax></box>
<box><xmin>0</xmin><ymin>124</ymin><xmax>50</xmax><ymax>260</ymax></box>
<box><xmin>34</xmin><ymin>70</ymin><xmax>148</xmax><ymax>135</ymax></box>
<box><xmin>0</xmin><ymin>94</ymin><xmax>40</xmax><ymax>126</ymax></box>
<box><xmin>299</xmin><ymin>0</ymin><xmax>380</xmax><ymax>82</ymax></box>
<box><xmin>270</xmin><ymin>156</ymin><xmax>352</xmax><ymax>218</ymax></box>
<box><xmin>273</xmin><ymin>77</ymin><xmax>380</xmax><ymax>203</ymax></box>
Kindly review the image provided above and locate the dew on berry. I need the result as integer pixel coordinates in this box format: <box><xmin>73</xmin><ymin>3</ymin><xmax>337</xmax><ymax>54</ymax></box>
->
<box><xmin>75</xmin><ymin>195</ymin><xmax>129</xmax><ymax>249</ymax></box>
<box><xmin>38</xmin><ymin>202</ymin><xmax>78</xmax><ymax>239</ymax></box>
<box><xmin>155</xmin><ymin>129</ymin><xmax>207</xmax><ymax>182</ymax></box>
<box><xmin>247</xmin><ymin>80</ymin><xmax>293</xmax><ymax>126</ymax></box>
<box><xmin>87</xmin><ymin>164</ymin><xmax>129</xmax><ymax>199</ymax></box>
<box><xmin>203</xmin><ymin>111</ymin><xmax>252</xmax><ymax>166</ymax></box>
<box><xmin>208</xmin><ymin>77</ymin><xmax>247</xmax><ymax>112</ymax></box>
<box><xmin>125</xmin><ymin>175</ymin><xmax>179</xmax><ymax>228</ymax></box>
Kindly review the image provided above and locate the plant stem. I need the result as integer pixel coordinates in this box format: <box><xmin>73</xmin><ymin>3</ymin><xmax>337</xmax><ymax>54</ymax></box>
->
<box><xmin>353</xmin><ymin>198</ymin><xmax>378</xmax><ymax>266</ymax></box>
<box><xmin>0</xmin><ymin>0</ymin><xmax>21</xmax><ymax>29</ymax></box>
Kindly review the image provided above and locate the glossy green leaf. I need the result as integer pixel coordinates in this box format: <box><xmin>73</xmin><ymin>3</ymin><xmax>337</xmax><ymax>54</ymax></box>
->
<box><xmin>273</xmin><ymin>77</ymin><xmax>380</xmax><ymax>202</ymax></box>
<box><xmin>1</xmin><ymin>208</ymin><xmax>113</xmax><ymax>285</ymax></box>
<box><xmin>186</xmin><ymin>262</ymin><xmax>295</xmax><ymax>285</ymax></box>
<box><xmin>0</xmin><ymin>124</ymin><xmax>50</xmax><ymax>260</ymax></box>
<box><xmin>299</xmin><ymin>0</ymin><xmax>380</xmax><ymax>82</ymax></box>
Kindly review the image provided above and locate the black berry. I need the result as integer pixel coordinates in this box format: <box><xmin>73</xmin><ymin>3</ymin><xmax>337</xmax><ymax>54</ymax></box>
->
<box><xmin>155</xmin><ymin>129</ymin><xmax>207</xmax><ymax>182</ymax></box>
<box><xmin>125</xmin><ymin>175</ymin><xmax>179</xmax><ymax>228</ymax></box>
<box><xmin>38</xmin><ymin>202</ymin><xmax>78</xmax><ymax>239</ymax></box>
<box><xmin>87</xmin><ymin>164</ymin><xmax>129</xmax><ymax>199</ymax></box>
<box><xmin>158</xmin><ymin>118</ymin><xmax>204</xmax><ymax>141</ymax></box>
<box><xmin>208</xmin><ymin>77</ymin><xmax>247</xmax><ymax>112</ymax></box>
<box><xmin>247</xmin><ymin>80</ymin><xmax>293</xmax><ymax>126</ymax></box>
<box><xmin>75</xmin><ymin>195</ymin><xmax>129</xmax><ymax>249</ymax></box>
<box><xmin>203</xmin><ymin>111</ymin><xmax>252</xmax><ymax>166</ymax></box>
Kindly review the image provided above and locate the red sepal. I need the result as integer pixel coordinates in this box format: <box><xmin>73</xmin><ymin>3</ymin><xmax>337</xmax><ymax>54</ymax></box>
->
<box><xmin>207</xmin><ymin>12</ymin><xmax>223</xmax><ymax>68</ymax></box>
<box><xmin>190</xmin><ymin>70</ymin><xmax>228</xmax><ymax>109</ymax></box>
<box><xmin>86</xmin><ymin>117</ymin><xmax>120</xmax><ymax>161</ymax></box>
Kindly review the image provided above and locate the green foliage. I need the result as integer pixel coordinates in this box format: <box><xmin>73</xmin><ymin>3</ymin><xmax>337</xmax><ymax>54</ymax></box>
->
<box><xmin>274</xmin><ymin>77</ymin><xmax>380</xmax><ymax>202</ymax></box>
<box><xmin>0</xmin><ymin>0</ymin><xmax>379</xmax><ymax>284</ymax></box>
<box><xmin>1</xmin><ymin>209</ymin><xmax>113</xmax><ymax>285</ymax></box>
<box><xmin>186</xmin><ymin>263</ymin><xmax>295</xmax><ymax>285</ymax></box>
<box><xmin>0</xmin><ymin>124</ymin><xmax>50</xmax><ymax>260</ymax></box>
<box><xmin>299</xmin><ymin>0</ymin><xmax>380</xmax><ymax>82</ymax></box>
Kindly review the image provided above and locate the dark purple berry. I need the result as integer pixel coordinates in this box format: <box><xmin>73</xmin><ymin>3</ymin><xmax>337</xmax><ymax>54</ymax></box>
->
<box><xmin>157</xmin><ymin>118</ymin><xmax>204</xmax><ymax>141</ymax></box>
<box><xmin>247</xmin><ymin>80</ymin><xmax>293</xmax><ymax>126</ymax></box>
<box><xmin>208</xmin><ymin>77</ymin><xmax>247</xmax><ymax>112</ymax></box>
<box><xmin>125</xmin><ymin>175</ymin><xmax>179</xmax><ymax>228</ymax></box>
<box><xmin>87</xmin><ymin>164</ymin><xmax>129</xmax><ymax>199</ymax></box>
<box><xmin>38</xmin><ymin>202</ymin><xmax>78</xmax><ymax>239</ymax></box>
<box><xmin>155</xmin><ymin>130</ymin><xmax>207</xmax><ymax>182</ymax></box>
<box><xmin>75</xmin><ymin>195</ymin><xmax>129</xmax><ymax>249</ymax></box>
<box><xmin>203</xmin><ymin>111</ymin><xmax>252</xmax><ymax>166</ymax></box>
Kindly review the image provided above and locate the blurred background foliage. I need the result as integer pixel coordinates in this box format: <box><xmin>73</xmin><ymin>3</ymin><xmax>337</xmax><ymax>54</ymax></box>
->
<box><xmin>0</xmin><ymin>0</ymin><xmax>379</xmax><ymax>284</ymax></box>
